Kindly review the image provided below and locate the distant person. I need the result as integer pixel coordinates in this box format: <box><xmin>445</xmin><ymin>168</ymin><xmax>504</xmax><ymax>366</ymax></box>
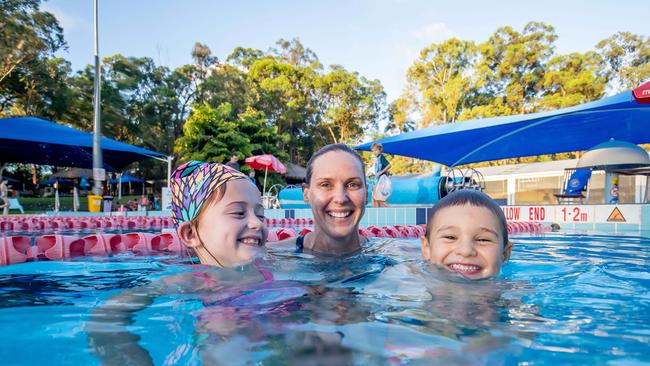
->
<box><xmin>369</xmin><ymin>142</ymin><xmax>391</xmax><ymax>207</ymax></box>
<box><xmin>609</xmin><ymin>177</ymin><xmax>620</xmax><ymax>204</ymax></box>
<box><xmin>0</xmin><ymin>180</ymin><xmax>8</xmax><ymax>215</ymax></box>
<box><xmin>225</xmin><ymin>153</ymin><xmax>240</xmax><ymax>171</ymax></box>
<box><xmin>421</xmin><ymin>190</ymin><xmax>513</xmax><ymax>280</ymax></box>
<box><xmin>147</xmin><ymin>194</ymin><xmax>155</xmax><ymax>210</ymax></box>
<box><xmin>138</xmin><ymin>195</ymin><xmax>149</xmax><ymax>211</ymax></box>
<box><xmin>126</xmin><ymin>199</ymin><xmax>138</xmax><ymax>211</ymax></box>
<box><xmin>248</xmin><ymin>170</ymin><xmax>257</xmax><ymax>185</ymax></box>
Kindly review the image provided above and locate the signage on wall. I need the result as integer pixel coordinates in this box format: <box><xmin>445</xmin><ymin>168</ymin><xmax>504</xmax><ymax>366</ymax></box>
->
<box><xmin>501</xmin><ymin>204</ymin><xmax>639</xmax><ymax>224</ymax></box>
<box><xmin>606</xmin><ymin>207</ymin><xmax>626</xmax><ymax>222</ymax></box>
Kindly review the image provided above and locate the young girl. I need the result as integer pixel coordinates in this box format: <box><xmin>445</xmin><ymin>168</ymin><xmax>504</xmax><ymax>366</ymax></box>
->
<box><xmin>421</xmin><ymin>189</ymin><xmax>513</xmax><ymax>280</ymax></box>
<box><xmin>86</xmin><ymin>161</ymin><xmax>305</xmax><ymax>364</ymax></box>
<box><xmin>171</xmin><ymin>160</ymin><xmax>268</xmax><ymax>267</ymax></box>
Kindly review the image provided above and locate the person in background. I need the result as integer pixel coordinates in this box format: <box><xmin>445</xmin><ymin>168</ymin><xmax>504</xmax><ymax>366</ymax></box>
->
<box><xmin>0</xmin><ymin>180</ymin><xmax>8</xmax><ymax>215</ymax></box>
<box><xmin>421</xmin><ymin>189</ymin><xmax>512</xmax><ymax>280</ymax></box>
<box><xmin>225</xmin><ymin>153</ymin><xmax>240</xmax><ymax>171</ymax></box>
<box><xmin>369</xmin><ymin>142</ymin><xmax>391</xmax><ymax>207</ymax></box>
<box><xmin>248</xmin><ymin>169</ymin><xmax>256</xmax><ymax>185</ymax></box>
<box><xmin>147</xmin><ymin>193</ymin><xmax>155</xmax><ymax>210</ymax></box>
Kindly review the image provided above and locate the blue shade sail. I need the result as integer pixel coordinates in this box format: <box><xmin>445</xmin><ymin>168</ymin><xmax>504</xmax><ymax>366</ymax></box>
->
<box><xmin>0</xmin><ymin>117</ymin><xmax>165</xmax><ymax>172</ymax></box>
<box><xmin>357</xmin><ymin>90</ymin><xmax>650</xmax><ymax>166</ymax></box>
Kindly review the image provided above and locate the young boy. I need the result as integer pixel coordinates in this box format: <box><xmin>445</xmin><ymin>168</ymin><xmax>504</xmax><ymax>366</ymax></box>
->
<box><xmin>421</xmin><ymin>189</ymin><xmax>512</xmax><ymax>279</ymax></box>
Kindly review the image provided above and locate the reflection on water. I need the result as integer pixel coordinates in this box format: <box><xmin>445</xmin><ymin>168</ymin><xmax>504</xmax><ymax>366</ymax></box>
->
<box><xmin>0</xmin><ymin>233</ymin><xmax>649</xmax><ymax>365</ymax></box>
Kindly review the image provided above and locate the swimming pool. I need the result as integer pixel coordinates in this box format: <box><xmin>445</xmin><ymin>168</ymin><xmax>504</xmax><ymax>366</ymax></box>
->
<box><xmin>0</xmin><ymin>232</ymin><xmax>648</xmax><ymax>365</ymax></box>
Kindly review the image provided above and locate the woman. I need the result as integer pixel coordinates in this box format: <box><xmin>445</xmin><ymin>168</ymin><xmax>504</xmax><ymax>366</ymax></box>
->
<box><xmin>278</xmin><ymin>144</ymin><xmax>368</xmax><ymax>256</ymax></box>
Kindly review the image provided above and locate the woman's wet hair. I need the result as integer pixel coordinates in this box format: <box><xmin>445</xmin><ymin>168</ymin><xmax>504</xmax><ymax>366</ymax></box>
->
<box><xmin>304</xmin><ymin>144</ymin><xmax>366</xmax><ymax>185</ymax></box>
<box><xmin>425</xmin><ymin>189</ymin><xmax>509</xmax><ymax>247</ymax></box>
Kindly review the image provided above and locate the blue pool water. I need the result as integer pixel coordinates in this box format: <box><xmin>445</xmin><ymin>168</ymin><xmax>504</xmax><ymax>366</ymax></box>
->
<box><xmin>0</xmin><ymin>232</ymin><xmax>649</xmax><ymax>365</ymax></box>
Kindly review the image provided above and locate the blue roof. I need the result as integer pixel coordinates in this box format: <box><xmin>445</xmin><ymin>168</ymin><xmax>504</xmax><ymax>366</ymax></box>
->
<box><xmin>357</xmin><ymin>90</ymin><xmax>650</xmax><ymax>166</ymax></box>
<box><xmin>0</xmin><ymin>117</ymin><xmax>166</xmax><ymax>171</ymax></box>
<box><xmin>110</xmin><ymin>173</ymin><xmax>144</xmax><ymax>184</ymax></box>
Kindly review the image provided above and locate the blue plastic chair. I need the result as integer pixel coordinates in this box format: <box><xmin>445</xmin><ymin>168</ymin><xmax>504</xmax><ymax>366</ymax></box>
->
<box><xmin>554</xmin><ymin>169</ymin><xmax>592</xmax><ymax>204</ymax></box>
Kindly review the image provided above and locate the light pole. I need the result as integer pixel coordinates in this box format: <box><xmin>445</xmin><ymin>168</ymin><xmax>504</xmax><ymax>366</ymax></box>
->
<box><xmin>92</xmin><ymin>0</ymin><xmax>105</xmax><ymax>195</ymax></box>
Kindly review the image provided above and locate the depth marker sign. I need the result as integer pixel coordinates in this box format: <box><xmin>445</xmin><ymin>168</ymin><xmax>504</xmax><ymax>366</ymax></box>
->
<box><xmin>606</xmin><ymin>207</ymin><xmax>626</xmax><ymax>222</ymax></box>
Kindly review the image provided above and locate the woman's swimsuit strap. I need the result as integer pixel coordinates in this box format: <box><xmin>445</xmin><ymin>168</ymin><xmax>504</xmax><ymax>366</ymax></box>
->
<box><xmin>295</xmin><ymin>235</ymin><xmax>305</xmax><ymax>253</ymax></box>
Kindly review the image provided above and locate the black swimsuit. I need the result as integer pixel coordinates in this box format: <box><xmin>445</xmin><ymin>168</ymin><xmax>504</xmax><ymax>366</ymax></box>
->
<box><xmin>295</xmin><ymin>235</ymin><xmax>305</xmax><ymax>253</ymax></box>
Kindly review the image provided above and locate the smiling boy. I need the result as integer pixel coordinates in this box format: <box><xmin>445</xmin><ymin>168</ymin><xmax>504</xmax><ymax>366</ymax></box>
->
<box><xmin>421</xmin><ymin>190</ymin><xmax>513</xmax><ymax>279</ymax></box>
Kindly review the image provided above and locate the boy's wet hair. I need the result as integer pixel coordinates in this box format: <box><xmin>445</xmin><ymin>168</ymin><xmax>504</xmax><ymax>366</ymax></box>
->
<box><xmin>425</xmin><ymin>189</ymin><xmax>509</xmax><ymax>247</ymax></box>
<box><xmin>304</xmin><ymin>144</ymin><xmax>366</xmax><ymax>186</ymax></box>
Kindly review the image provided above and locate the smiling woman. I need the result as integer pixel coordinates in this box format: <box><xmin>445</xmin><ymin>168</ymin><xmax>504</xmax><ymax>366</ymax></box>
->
<box><xmin>277</xmin><ymin>144</ymin><xmax>369</xmax><ymax>256</ymax></box>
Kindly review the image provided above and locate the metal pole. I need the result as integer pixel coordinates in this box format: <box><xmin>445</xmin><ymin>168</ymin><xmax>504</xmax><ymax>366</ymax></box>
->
<box><xmin>92</xmin><ymin>0</ymin><xmax>104</xmax><ymax>196</ymax></box>
<box><xmin>167</xmin><ymin>156</ymin><xmax>173</xmax><ymax>187</ymax></box>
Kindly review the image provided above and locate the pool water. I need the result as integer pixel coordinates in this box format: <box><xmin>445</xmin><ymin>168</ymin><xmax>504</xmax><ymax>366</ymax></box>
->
<box><xmin>0</xmin><ymin>233</ymin><xmax>649</xmax><ymax>365</ymax></box>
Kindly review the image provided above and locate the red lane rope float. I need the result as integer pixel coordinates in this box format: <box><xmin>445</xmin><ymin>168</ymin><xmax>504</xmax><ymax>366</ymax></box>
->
<box><xmin>0</xmin><ymin>221</ymin><xmax>550</xmax><ymax>266</ymax></box>
<box><xmin>0</xmin><ymin>216</ymin><xmax>174</xmax><ymax>232</ymax></box>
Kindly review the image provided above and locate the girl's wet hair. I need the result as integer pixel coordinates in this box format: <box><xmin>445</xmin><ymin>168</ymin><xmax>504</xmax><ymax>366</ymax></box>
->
<box><xmin>425</xmin><ymin>190</ymin><xmax>509</xmax><ymax>246</ymax></box>
<box><xmin>304</xmin><ymin>144</ymin><xmax>366</xmax><ymax>185</ymax></box>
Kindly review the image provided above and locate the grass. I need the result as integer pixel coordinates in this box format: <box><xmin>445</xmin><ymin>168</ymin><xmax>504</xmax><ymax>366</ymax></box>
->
<box><xmin>15</xmin><ymin>195</ymin><xmax>143</xmax><ymax>214</ymax></box>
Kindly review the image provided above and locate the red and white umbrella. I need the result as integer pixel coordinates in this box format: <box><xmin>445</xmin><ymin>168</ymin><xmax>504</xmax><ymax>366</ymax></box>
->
<box><xmin>245</xmin><ymin>154</ymin><xmax>286</xmax><ymax>194</ymax></box>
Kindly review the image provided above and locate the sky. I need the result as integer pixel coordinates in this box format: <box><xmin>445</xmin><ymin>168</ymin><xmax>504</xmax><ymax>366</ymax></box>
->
<box><xmin>43</xmin><ymin>0</ymin><xmax>648</xmax><ymax>102</ymax></box>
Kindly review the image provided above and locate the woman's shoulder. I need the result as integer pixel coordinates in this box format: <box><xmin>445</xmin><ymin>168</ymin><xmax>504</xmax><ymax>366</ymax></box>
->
<box><xmin>267</xmin><ymin>236</ymin><xmax>301</xmax><ymax>252</ymax></box>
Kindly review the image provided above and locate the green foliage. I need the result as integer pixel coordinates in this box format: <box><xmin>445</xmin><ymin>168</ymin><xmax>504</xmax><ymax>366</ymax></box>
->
<box><xmin>596</xmin><ymin>32</ymin><xmax>650</xmax><ymax>90</ymax></box>
<box><xmin>0</xmin><ymin>0</ymin><xmax>66</xmax><ymax>117</ymax></box>
<box><xmin>405</xmin><ymin>38</ymin><xmax>477</xmax><ymax>126</ymax></box>
<box><xmin>317</xmin><ymin>65</ymin><xmax>386</xmax><ymax>144</ymax></box>
<box><xmin>174</xmin><ymin>102</ymin><xmax>287</xmax><ymax>167</ymax></box>
<box><xmin>539</xmin><ymin>51</ymin><xmax>607</xmax><ymax>109</ymax></box>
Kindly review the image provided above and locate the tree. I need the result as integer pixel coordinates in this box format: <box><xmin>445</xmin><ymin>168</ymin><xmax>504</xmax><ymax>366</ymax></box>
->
<box><xmin>0</xmin><ymin>0</ymin><xmax>66</xmax><ymax>117</ymax></box>
<box><xmin>405</xmin><ymin>38</ymin><xmax>477</xmax><ymax>127</ymax></box>
<box><xmin>174</xmin><ymin>102</ymin><xmax>287</xmax><ymax>168</ymax></box>
<box><xmin>316</xmin><ymin>65</ymin><xmax>386</xmax><ymax>143</ymax></box>
<box><xmin>539</xmin><ymin>51</ymin><xmax>607</xmax><ymax>110</ymax></box>
<box><xmin>596</xmin><ymin>32</ymin><xmax>650</xmax><ymax>91</ymax></box>
<box><xmin>385</xmin><ymin>94</ymin><xmax>416</xmax><ymax>135</ymax></box>
<box><xmin>472</xmin><ymin>22</ymin><xmax>557</xmax><ymax>116</ymax></box>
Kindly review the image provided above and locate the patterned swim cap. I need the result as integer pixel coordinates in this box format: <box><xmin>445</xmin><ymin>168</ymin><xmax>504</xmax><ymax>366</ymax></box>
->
<box><xmin>170</xmin><ymin>160</ymin><xmax>247</xmax><ymax>227</ymax></box>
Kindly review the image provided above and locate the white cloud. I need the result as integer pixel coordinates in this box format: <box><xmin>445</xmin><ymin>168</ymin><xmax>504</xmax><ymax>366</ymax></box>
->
<box><xmin>41</xmin><ymin>4</ymin><xmax>78</xmax><ymax>31</ymax></box>
<box><xmin>409</xmin><ymin>22</ymin><xmax>456</xmax><ymax>43</ymax></box>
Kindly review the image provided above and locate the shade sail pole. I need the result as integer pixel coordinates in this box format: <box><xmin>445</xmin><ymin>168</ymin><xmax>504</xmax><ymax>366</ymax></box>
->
<box><xmin>263</xmin><ymin>167</ymin><xmax>268</xmax><ymax>195</ymax></box>
<box><xmin>91</xmin><ymin>0</ymin><xmax>104</xmax><ymax>196</ymax></box>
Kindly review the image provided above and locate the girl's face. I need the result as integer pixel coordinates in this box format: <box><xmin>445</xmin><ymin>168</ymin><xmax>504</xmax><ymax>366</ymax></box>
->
<box><xmin>304</xmin><ymin>150</ymin><xmax>367</xmax><ymax>240</ymax></box>
<box><xmin>421</xmin><ymin>204</ymin><xmax>512</xmax><ymax>279</ymax></box>
<box><xmin>193</xmin><ymin>179</ymin><xmax>267</xmax><ymax>267</ymax></box>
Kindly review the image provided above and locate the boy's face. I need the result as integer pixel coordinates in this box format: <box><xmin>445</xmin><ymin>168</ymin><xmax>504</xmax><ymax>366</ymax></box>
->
<box><xmin>421</xmin><ymin>204</ymin><xmax>512</xmax><ymax>279</ymax></box>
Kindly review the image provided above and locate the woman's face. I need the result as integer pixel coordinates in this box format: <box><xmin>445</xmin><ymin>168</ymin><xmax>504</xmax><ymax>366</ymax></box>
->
<box><xmin>194</xmin><ymin>179</ymin><xmax>268</xmax><ymax>267</ymax></box>
<box><xmin>304</xmin><ymin>150</ymin><xmax>367</xmax><ymax>240</ymax></box>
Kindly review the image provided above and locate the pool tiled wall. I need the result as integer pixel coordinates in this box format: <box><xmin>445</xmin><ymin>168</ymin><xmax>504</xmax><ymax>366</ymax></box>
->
<box><xmin>47</xmin><ymin>203</ymin><xmax>650</xmax><ymax>235</ymax></box>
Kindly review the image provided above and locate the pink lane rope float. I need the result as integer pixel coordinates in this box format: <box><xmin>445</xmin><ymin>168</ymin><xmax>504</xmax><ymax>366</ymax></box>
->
<box><xmin>0</xmin><ymin>215</ymin><xmax>174</xmax><ymax>232</ymax></box>
<box><xmin>0</xmin><ymin>221</ymin><xmax>551</xmax><ymax>266</ymax></box>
